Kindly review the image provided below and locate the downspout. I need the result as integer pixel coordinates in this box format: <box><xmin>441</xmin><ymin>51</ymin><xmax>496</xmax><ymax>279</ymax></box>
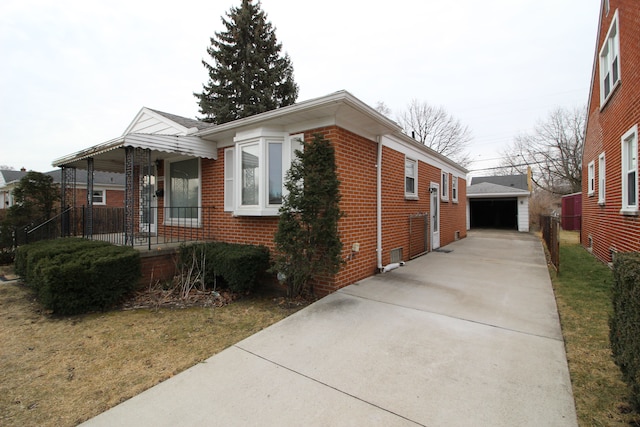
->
<box><xmin>376</xmin><ymin>136</ymin><xmax>383</xmax><ymax>272</ymax></box>
<box><xmin>376</xmin><ymin>135</ymin><xmax>405</xmax><ymax>274</ymax></box>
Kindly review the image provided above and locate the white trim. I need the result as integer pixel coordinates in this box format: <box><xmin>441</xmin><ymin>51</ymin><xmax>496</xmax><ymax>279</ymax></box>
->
<box><xmin>441</xmin><ymin>171</ymin><xmax>449</xmax><ymax>202</ymax></box>
<box><xmin>451</xmin><ymin>175</ymin><xmax>458</xmax><ymax>203</ymax></box>
<box><xmin>91</xmin><ymin>189</ymin><xmax>106</xmax><ymax>205</ymax></box>
<box><xmin>404</xmin><ymin>157</ymin><xmax>418</xmax><ymax>199</ymax></box>
<box><xmin>224</xmin><ymin>147</ymin><xmax>234</xmax><ymax>212</ymax></box>
<box><xmin>164</xmin><ymin>157</ymin><xmax>202</xmax><ymax>226</ymax></box>
<box><xmin>588</xmin><ymin>160</ymin><xmax>595</xmax><ymax>196</ymax></box>
<box><xmin>621</xmin><ymin>125</ymin><xmax>638</xmax><ymax>214</ymax></box>
<box><xmin>599</xmin><ymin>9</ymin><xmax>621</xmax><ymax>108</ymax></box>
<box><xmin>598</xmin><ymin>152</ymin><xmax>606</xmax><ymax>204</ymax></box>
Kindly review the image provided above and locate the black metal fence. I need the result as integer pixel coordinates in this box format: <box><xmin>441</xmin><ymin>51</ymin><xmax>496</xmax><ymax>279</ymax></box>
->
<box><xmin>540</xmin><ymin>214</ymin><xmax>560</xmax><ymax>272</ymax></box>
<box><xmin>14</xmin><ymin>206</ymin><xmax>215</xmax><ymax>249</ymax></box>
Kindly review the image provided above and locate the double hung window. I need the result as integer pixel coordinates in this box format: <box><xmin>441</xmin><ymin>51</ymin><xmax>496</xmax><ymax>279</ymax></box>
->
<box><xmin>441</xmin><ymin>171</ymin><xmax>449</xmax><ymax>201</ymax></box>
<box><xmin>405</xmin><ymin>158</ymin><xmax>417</xmax><ymax>198</ymax></box>
<box><xmin>599</xmin><ymin>10</ymin><xmax>620</xmax><ymax>106</ymax></box>
<box><xmin>621</xmin><ymin>126</ymin><xmax>638</xmax><ymax>213</ymax></box>
<box><xmin>588</xmin><ymin>161</ymin><xmax>595</xmax><ymax>196</ymax></box>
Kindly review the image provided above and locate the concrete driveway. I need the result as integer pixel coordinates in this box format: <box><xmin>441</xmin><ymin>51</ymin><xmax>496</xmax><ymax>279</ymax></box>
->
<box><xmin>81</xmin><ymin>230</ymin><xmax>577</xmax><ymax>426</ymax></box>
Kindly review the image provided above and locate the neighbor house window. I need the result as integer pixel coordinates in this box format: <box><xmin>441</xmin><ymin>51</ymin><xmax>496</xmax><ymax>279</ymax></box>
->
<box><xmin>598</xmin><ymin>153</ymin><xmax>606</xmax><ymax>204</ymax></box>
<box><xmin>451</xmin><ymin>176</ymin><xmax>458</xmax><ymax>203</ymax></box>
<box><xmin>405</xmin><ymin>158</ymin><xmax>417</xmax><ymax>198</ymax></box>
<box><xmin>621</xmin><ymin>125</ymin><xmax>638</xmax><ymax>213</ymax></box>
<box><xmin>600</xmin><ymin>9</ymin><xmax>620</xmax><ymax>106</ymax></box>
<box><xmin>225</xmin><ymin>131</ymin><xmax>303</xmax><ymax>216</ymax></box>
<box><xmin>167</xmin><ymin>157</ymin><xmax>200</xmax><ymax>221</ymax></box>
<box><xmin>588</xmin><ymin>161</ymin><xmax>595</xmax><ymax>196</ymax></box>
<box><xmin>441</xmin><ymin>171</ymin><xmax>449</xmax><ymax>201</ymax></box>
<box><xmin>91</xmin><ymin>189</ymin><xmax>105</xmax><ymax>205</ymax></box>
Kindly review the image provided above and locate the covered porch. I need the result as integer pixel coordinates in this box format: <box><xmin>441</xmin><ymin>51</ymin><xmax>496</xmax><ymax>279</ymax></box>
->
<box><xmin>51</xmin><ymin>132</ymin><xmax>218</xmax><ymax>250</ymax></box>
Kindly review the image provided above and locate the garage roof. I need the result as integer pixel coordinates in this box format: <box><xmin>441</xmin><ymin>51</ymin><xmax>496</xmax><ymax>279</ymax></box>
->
<box><xmin>467</xmin><ymin>182</ymin><xmax>530</xmax><ymax>198</ymax></box>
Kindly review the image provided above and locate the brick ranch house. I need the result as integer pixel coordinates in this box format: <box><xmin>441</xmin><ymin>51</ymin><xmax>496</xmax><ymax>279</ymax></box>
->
<box><xmin>53</xmin><ymin>90</ymin><xmax>468</xmax><ymax>295</ymax></box>
<box><xmin>581</xmin><ymin>0</ymin><xmax>640</xmax><ymax>263</ymax></box>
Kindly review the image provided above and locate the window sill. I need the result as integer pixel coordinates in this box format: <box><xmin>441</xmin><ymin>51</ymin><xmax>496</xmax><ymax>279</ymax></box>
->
<box><xmin>452</xmin><ymin>200</ymin><xmax>458</xmax><ymax>204</ymax></box>
<box><xmin>233</xmin><ymin>207</ymin><xmax>280</xmax><ymax>217</ymax></box>
<box><xmin>405</xmin><ymin>195</ymin><xmax>419</xmax><ymax>201</ymax></box>
<box><xmin>598</xmin><ymin>200</ymin><xmax>605</xmax><ymax>206</ymax></box>
<box><xmin>600</xmin><ymin>79</ymin><xmax>621</xmax><ymax>111</ymax></box>
<box><xmin>620</xmin><ymin>208</ymin><xmax>639</xmax><ymax>216</ymax></box>
<box><xmin>588</xmin><ymin>192</ymin><xmax>594</xmax><ymax>197</ymax></box>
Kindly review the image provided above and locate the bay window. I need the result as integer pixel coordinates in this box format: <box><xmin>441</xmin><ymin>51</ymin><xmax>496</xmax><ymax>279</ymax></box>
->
<box><xmin>225</xmin><ymin>130</ymin><xmax>303</xmax><ymax>216</ymax></box>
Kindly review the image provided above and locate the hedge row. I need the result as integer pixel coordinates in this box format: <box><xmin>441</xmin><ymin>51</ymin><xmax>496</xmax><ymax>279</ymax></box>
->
<box><xmin>179</xmin><ymin>242</ymin><xmax>270</xmax><ymax>292</ymax></box>
<box><xmin>15</xmin><ymin>239</ymin><xmax>140</xmax><ymax>315</ymax></box>
<box><xmin>610</xmin><ymin>252</ymin><xmax>640</xmax><ymax>409</ymax></box>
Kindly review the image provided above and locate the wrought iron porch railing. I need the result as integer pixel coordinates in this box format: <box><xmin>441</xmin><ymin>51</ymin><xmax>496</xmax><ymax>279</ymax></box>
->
<box><xmin>19</xmin><ymin>206</ymin><xmax>215</xmax><ymax>249</ymax></box>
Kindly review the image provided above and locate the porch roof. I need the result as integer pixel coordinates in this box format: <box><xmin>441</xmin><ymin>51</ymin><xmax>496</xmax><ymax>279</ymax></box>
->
<box><xmin>52</xmin><ymin>133</ymin><xmax>217</xmax><ymax>172</ymax></box>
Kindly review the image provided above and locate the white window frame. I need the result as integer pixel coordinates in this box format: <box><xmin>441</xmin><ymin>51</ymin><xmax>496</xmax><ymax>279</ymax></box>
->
<box><xmin>599</xmin><ymin>9</ymin><xmax>620</xmax><ymax>107</ymax></box>
<box><xmin>164</xmin><ymin>157</ymin><xmax>201</xmax><ymax>225</ymax></box>
<box><xmin>227</xmin><ymin>130</ymin><xmax>302</xmax><ymax>216</ymax></box>
<box><xmin>451</xmin><ymin>175</ymin><xmax>458</xmax><ymax>203</ymax></box>
<box><xmin>405</xmin><ymin>157</ymin><xmax>418</xmax><ymax>199</ymax></box>
<box><xmin>441</xmin><ymin>171</ymin><xmax>449</xmax><ymax>202</ymax></box>
<box><xmin>91</xmin><ymin>189</ymin><xmax>105</xmax><ymax>205</ymax></box>
<box><xmin>598</xmin><ymin>152</ymin><xmax>606</xmax><ymax>205</ymax></box>
<box><xmin>224</xmin><ymin>148</ymin><xmax>235</xmax><ymax>211</ymax></box>
<box><xmin>588</xmin><ymin>160</ymin><xmax>595</xmax><ymax>196</ymax></box>
<box><xmin>621</xmin><ymin>125</ymin><xmax>638</xmax><ymax>214</ymax></box>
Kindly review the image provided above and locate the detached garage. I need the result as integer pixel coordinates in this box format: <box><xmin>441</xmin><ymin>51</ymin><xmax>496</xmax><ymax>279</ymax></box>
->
<box><xmin>466</xmin><ymin>175</ymin><xmax>531</xmax><ymax>232</ymax></box>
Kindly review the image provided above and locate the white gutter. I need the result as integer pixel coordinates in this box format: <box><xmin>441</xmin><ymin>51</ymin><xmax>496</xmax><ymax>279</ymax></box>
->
<box><xmin>376</xmin><ymin>135</ymin><xmax>383</xmax><ymax>271</ymax></box>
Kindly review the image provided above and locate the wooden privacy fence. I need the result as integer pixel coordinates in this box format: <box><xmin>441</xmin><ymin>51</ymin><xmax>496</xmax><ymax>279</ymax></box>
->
<box><xmin>540</xmin><ymin>214</ymin><xmax>560</xmax><ymax>272</ymax></box>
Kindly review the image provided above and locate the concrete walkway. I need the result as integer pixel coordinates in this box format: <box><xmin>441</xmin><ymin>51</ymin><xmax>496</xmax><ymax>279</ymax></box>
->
<box><xmin>81</xmin><ymin>230</ymin><xmax>577</xmax><ymax>426</ymax></box>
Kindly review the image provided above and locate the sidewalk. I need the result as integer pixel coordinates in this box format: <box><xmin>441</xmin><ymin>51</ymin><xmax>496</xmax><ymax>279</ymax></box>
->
<box><xmin>81</xmin><ymin>230</ymin><xmax>577</xmax><ymax>426</ymax></box>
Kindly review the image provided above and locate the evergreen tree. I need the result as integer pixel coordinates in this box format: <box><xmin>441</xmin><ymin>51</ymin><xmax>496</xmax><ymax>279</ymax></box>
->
<box><xmin>8</xmin><ymin>171</ymin><xmax>59</xmax><ymax>227</ymax></box>
<box><xmin>273</xmin><ymin>134</ymin><xmax>344</xmax><ymax>297</ymax></box>
<box><xmin>195</xmin><ymin>0</ymin><xmax>299</xmax><ymax>124</ymax></box>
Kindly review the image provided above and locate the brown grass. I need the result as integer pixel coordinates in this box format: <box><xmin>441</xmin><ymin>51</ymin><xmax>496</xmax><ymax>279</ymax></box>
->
<box><xmin>0</xmin><ymin>271</ymin><xmax>305</xmax><ymax>427</ymax></box>
<box><xmin>551</xmin><ymin>231</ymin><xmax>640</xmax><ymax>426</ymax></box>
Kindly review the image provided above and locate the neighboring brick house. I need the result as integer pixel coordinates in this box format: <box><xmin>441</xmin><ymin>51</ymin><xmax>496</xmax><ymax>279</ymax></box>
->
<box><xmin>53</xmin><ymin>90</ymin><xmax>467</xmax><ymax>295</ymax></box>
<box><xmin>582</xmin><ymin>0</ymin><xmax>640</xmax><ymax>263</ymax></box>
<box><xmin>0</xmin><ymin>168</ymin><xmax>124</xmax><ymax>210</ymax></box>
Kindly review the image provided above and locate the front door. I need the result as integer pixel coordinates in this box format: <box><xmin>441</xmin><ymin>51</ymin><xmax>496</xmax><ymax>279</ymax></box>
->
<box><xmin>431</xmin><ymin>183</ymin><xmax>440</xmax><ymax>250</ymax></box>
<box><xmin>140</xmin><ymin>165</ymin><xmax>157</xmax><ymax>234</ymax></box>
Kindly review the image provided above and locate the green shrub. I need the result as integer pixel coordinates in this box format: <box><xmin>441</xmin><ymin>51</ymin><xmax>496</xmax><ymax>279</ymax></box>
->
<box><xmin>610</xmin><ymin>252</ymin><xmax>640</xmax><ymax>409</ymax></box>
<box><xmin>179</xmin><ymin>242</ymin><xmax>270</xmax><ymax>293</ymax></box>
<box><xmin>15</xmin><ymin>239</ymin><xmax>140</xmax><ymax>315</ymax></box>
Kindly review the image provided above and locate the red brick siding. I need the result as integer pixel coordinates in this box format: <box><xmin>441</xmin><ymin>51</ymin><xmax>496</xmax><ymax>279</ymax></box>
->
<box><xmin>153</xmin><ymin>126</ymin><xmax>467</xmax><ymax>296</ymax></box>
<box><xmin>582</xmin><ymin>1</ymin><xmax>640</xmax><ymax>262</ymax></box>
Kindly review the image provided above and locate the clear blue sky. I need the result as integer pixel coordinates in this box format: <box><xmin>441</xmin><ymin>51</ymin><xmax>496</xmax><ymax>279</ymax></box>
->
<box><xmin>0</xmin><ymin>0</ymin><xmax>601</xmax><ymax>174</ymax></box>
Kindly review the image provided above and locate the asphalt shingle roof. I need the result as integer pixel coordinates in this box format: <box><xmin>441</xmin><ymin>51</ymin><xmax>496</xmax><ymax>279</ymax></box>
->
<box><xmin>471</xmin><ymin>174</ymin><xmax>529</xmax><ymax>191</ymax></box>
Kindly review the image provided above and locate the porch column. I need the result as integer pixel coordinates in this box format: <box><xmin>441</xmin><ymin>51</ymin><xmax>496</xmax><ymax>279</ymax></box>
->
<box><xmin>86</xmin><ymin>158</ymin><xmax>94</xmax><ymax>239</ymax></box>
<box><xmin>60</xmin><ymin>166</ymin><xmax>77</xmax><ymax>237</ymax></box>
<box><xmin>125</xmin><ymin>146</ymin><xmax>135</xmax><ymax>246</ymax></box>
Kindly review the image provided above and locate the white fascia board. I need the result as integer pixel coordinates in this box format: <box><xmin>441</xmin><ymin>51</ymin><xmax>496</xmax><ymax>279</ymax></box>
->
<box><xmin>381</xmin><ymin>134</ymin><xmax>468</xmax><ymax>176</ymax></box>
<box><xmin>467</xmin><ymin>192</ymin><xmax>530</xmax><ymax>198</ymax></box>
<box><xmin>53</xmin><ymin>136</ymin><xmax>126</xmax><ymax>167</ymax></box>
